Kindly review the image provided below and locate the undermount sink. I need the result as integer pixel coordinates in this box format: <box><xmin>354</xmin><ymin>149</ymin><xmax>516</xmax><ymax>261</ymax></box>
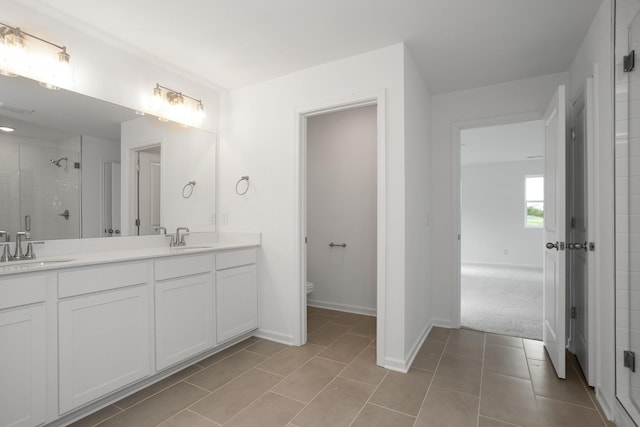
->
<box><xmin>171</xmin><ymin>246</ymin><xmax>214</xmax><ymax>251</ymax></box>
<box><xmin>0</xmin><ymin>258</ymin><xmax>76</xmax><ymax>270</ymax></box>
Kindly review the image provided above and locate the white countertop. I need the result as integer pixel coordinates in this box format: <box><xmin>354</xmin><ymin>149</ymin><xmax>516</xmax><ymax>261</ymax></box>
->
<box><xmin>0</xmin><ymin>232</ymin><xmax>260</xmax><ymax>276</ymax></box>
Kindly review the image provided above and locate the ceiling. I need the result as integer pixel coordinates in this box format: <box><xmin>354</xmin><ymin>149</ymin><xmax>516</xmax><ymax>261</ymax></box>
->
<box><xmin>27</xmin><ymin>0</ymin><xmax>602</xmax><ymax>93</ymax></box>
<box><xmin>460</xmin><ymin>120</ymin><xmax>544</xmax><ymax>166</ymax></box>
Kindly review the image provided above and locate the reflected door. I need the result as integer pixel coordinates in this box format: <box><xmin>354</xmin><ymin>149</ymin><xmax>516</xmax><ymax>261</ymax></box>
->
<box><xmin>135</xmin><ymin>148</ymin><xmax>161</xmax><ymax>236</ymax></box>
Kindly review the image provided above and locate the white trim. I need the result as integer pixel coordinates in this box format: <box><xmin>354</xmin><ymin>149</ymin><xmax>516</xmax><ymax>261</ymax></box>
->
<box><xmin>293</xmin><ymin>91</ymin><xmax>387</xmax><ymax>369</ymax></box>
<box><xmin>432</xmin><ymin>318</ymin><xmax>454</xmax><ymax>328</ymax></box>
<box><xmin>461</xmin><ymin>261</ymin><xmax>543</xmax><ymax>271</ymax></box>
<box><xmin>252</xmin><ymin>329</ymin><xmax>294</xmax><ymax>346</ymax></box>
<box><xmin>451</xmin><ymin>112</ymin><xmax>543</xmax><ymax>328</ymax></box>
<box><xmin>307</xmin><ymin>301</ymin><xmax>376</xmax><ymax>317</ymax></box>
<box><xmin>615</xmin><ymin>398</ymin><xmax>636</xmax><ymax>427</ymax></box>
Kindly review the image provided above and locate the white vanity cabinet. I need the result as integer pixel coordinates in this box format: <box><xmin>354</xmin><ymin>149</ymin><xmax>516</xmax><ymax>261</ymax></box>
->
<box><xmin>215</xmin><ymin>249</ymin><xmax>258</xmax><ymax>343</ymax></box>
<box><xmin>57</xmin><ymin>262</ymin><xmax>151</xmax><ymax>414</ymax></box>
<box><xmin>0</xmin><ymin>275</ymin><xmax>46</xmax><ymax>427</ymax></box>
<box><xmin>154</xmin><ymin>254</ymin><xmax>215</xmax><ymax>371</ymax></box>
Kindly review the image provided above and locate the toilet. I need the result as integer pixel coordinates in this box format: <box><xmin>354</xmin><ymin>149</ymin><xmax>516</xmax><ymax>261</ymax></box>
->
<box><xmin>306</xmin><ymin>281</ymin><xmax>314</xmax><ymax>296</ymax></box>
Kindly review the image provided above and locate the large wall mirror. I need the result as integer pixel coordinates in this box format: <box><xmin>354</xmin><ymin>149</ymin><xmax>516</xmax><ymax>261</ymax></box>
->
<box><xmin>0</xmin><ymin>74</ymin><xmax>216</xmax><ymax>241</ymax></box>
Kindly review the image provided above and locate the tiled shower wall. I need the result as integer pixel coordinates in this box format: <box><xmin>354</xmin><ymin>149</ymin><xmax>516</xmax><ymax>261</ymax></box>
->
<box><xmin>616</xmin><ymin>0</ymin><xmax>640</xmax><ymax>422</ymax></box>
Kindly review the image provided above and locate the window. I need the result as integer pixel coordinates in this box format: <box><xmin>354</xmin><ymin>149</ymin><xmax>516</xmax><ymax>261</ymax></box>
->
<box><xmin>525</xmin><ymin>176</ymin><xmax>544</xmax><ymax>227</ymax></box>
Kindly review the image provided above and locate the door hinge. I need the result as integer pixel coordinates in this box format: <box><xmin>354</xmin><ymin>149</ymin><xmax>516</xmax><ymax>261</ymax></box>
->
<box><xmin>571</xmin><ymin>307</ymin><xmax>576</xmax><ymax>319</ymax></box>
<box><xmin>625</xmin><ymin>50</ymin><xmax>636</xmax><ymax>73</ymax></box>
<box><xmin>135</xmin><ymin>219</ymin><xmax>140</xmax><ymax>227</ymax></box>
<box><xmin>625</xmin><ymin>350</ymin><xmax>636</xmax><ymax>372</ymax></box>
<box><xmin>135</xmin><ymin>162</ymin><xmax>140</xmax><ymax>172</ymax></box>
<box><xmin>570</xmin><ymin>217</ymin><xmax>576</xmax><ymax>229</ymax></box>
<box><xmin>305</xmin><ymin>236</ymin><xmax>308</xmax><ymax>244</ymax></box>
<box><xmin>571</xmin><ymin>128</ymin><xmax>576</xmax><ymax>140</ymax></box>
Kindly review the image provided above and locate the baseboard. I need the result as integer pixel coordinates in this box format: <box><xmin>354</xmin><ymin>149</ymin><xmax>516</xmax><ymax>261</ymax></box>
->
<box><xmin>615</xmin><ymin>398</ymin><xmax>636</xmax><ymax>427</ymax></box>
<box><xmin>381</xmin><ymin>323</ymin><xmax>432</xmax><ymax>374</ymax></box>
<box><xmin>461</xmin><ymin>261</ymin><xmax>543</xmax><ymax>271</ymax></box>
<box><xmin>432</xmin><ymin>318</ymin><xmax>453</xmax><ymax>329</ymax></box>
<box><xmin>383</xmin><ymin>356</ymin><xmax>410</xmax><ymax>373</ymax></box>
<box><xmin>254</xmin><ymin>329</ymin><xmax>294</xmax><ymax>346</ymax></box>
<box><xmin>307</xmin><ymin>299</ymin><xmax>376</xmax><ymax>316</ymax></box>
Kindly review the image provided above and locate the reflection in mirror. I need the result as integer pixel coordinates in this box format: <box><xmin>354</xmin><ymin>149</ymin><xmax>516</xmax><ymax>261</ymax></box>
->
<box><xmin>132</xmin><ymin>145</ymin><xmax>161</xmax><ymax>236</ymax></box>
<box><xmin>0</xmin><ymin>74</ymin><xmax>216</xmax><ymax>240</ymax></box>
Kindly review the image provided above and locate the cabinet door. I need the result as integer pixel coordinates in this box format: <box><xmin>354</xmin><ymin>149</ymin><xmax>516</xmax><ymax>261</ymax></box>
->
<box><xmin>216</xmin><ymin>264</ymin><xmax>258</xmax><ymax>343</ymax></box>
<box><xmin>155</xmin><ymin>273</ymin><xmax>214</xmax><ymax>371</ymax></box>
<box><xmin>0</xmin><ymin>305</ymin><xmax>45</xmax><ymax>427</ymax></box>
<box><xmin>59</xmin><ymin>286</ymin><xmax>151</xmax><ymax>414</ymax></box>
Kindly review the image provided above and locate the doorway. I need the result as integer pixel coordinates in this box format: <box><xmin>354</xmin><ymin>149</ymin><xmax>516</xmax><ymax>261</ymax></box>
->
<box><xmin>459</xmin><ymin>120</ymin><xmax>545</xmax><ymax>340</ymax></box>
<box><xmin>130</xmin><ymin>145</ymin><xmax>161</xmax><ymax>236</ymax></box>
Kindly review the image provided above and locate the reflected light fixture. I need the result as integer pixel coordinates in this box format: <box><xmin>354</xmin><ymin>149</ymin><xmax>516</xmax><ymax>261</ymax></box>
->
<box><xmin>0</xmin><ymin>126</ymin><xmax>15</xmax><ymax>132</ymax></box>
<box><xmin>0</xmin><ymin>22</ymin><xmax>72</xmax><ymax>89</ymax></box>
<box><xmin>150</xmin><ymin>83</ymin><xmax>205</xmax><ymax>126</ymax></box>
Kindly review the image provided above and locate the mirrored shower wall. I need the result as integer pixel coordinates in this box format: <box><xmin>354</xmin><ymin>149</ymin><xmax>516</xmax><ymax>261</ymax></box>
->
<box><xmin>616</xmin><ymin>1</ymin><xmax>640</xmax><ymax>422</ymax></box>
<box><xmin>0</xmin><ymin>134</ymin><xmax>81</xmax><ymax>240</ymax></box>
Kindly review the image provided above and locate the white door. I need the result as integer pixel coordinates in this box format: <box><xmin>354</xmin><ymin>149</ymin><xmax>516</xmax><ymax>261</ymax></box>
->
<box><xmin>137</xmin><ymin>149</ymin><xmax>161</xmax><ymax>235</ymax></box>
<box><xmin>543</xmin><ymin>85</ymin><xmax>567</xmax><ymax>379</ymax></box>
<box><xmin>569</xmin><ymin>78</ymin><xmax>594</xmax><ymax>385</ymax></box>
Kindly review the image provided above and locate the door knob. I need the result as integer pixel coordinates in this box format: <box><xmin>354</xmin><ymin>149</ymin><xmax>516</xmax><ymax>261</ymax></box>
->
<box><xmin>546</xmin><ymin>242</ymin><xmax>558</xmax><ymax>250</ymax></box>
<box><xmin>567</xmin><ymin>242</ymin><xmax>587</xmax><ymax>251</ymax></box>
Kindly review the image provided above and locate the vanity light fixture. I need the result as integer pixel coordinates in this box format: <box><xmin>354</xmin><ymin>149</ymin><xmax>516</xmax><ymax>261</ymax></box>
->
<box><xmin>150</xmin><ymin>83</ymin><xmax>205</xmax><ymax>126</ymax></box>
<box><xmin>0</xmin><ymin>126</ymin><xmax>15</xmax><ymax>132</ymax></box>
<box><xmin>0</xmin><ymin>22</ymin><xmax>73</xmax><ymax>89</ymax></box>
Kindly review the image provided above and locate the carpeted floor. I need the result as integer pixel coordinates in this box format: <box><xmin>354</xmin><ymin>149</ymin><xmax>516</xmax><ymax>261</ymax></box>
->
<box><xmin>461</xmin><ymin>264</ymin><xmax>543</xmax><ymax>340</ymax></box>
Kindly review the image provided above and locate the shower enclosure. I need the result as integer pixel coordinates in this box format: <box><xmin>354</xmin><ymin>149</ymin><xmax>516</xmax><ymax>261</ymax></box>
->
<box><xmin>0</xmin><ymin>135</ymin><xmax>81</xmax><ymax>241</ymax></box>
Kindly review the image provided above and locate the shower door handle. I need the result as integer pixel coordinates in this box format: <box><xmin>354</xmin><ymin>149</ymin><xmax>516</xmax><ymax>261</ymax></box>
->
<box><xmin>329</xmin><ymin>242</ymin><xmax>347</xmax><ymax>248</ymax></box>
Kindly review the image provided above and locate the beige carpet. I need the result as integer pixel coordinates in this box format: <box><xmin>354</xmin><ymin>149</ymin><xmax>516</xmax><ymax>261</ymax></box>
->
<box><xmin>461</xmin><ymin>264</ymin><xmax>543</xmax><ymax>340</ymax></box>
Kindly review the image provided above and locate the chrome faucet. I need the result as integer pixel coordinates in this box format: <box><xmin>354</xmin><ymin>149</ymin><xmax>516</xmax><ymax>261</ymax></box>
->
<box><xmin>175</xmin><ymin>227</ymin><xmax>190</xmax><ymax>247</ymax></box>
<box><xmin>0</xmin><ymin>230</ymin><xmax>9</xmax><ymax>242</ymax></box>
<box><xmin>153</xmin><ymin>226</ymin><xmax>167</xmax><ymax>235</ymax></box>
<box><xmin>0</xmin><ymin>242</ymin><xmax>11</xmax><ymax>262</ymax></box>
<box><xmin>13</xmin><ymin>232</ymin><xmax>30</xmax><ymax>260</ymax></box>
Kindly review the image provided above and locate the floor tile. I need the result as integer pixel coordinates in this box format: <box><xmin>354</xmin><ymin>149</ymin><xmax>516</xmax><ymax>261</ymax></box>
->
<box><xmin>307</xmin><ymin>322</ymin><xmax>352</xmax><ymax>346</ymax></box>
<box><xmin>478</xmin><ymin>416</ymin><xmax>517</xmax><ymax>426</ymax></box>
<box><xmin>189</xmin><ymin>368</ymin><xmax>283</xmax><ymax>424</ymax></box>
<box><xmin>97</xmin><ymin>382</ymin><xmax>209</xmax><ymax>427</ymax></box>
<box><xmin>258</xmin><ymin>344</ymin><xmax>324</xmax><ymax>376</ymax></box>
<box><xmin>332</xmin><ymin>312</ymin><xmax>371</xmax><ymax>327</ymax></box>
<box><xmin>414</xmin><ymin>385</ymin><xmax>479</xmax><ymax>427</ymax></box>
<box><xmin>528</xmin><ymin>357</ymin><xmax>594</xmax><ymax>408</ymax></box>
<box><xmin>68</xmin><ymin>405</ymin><xmax>121</xmax><ymax>427</ymax></box>
<box><xmin>537</xmin><ymin>396</ymin><xmax>605</xmax><ymax>427</ymax></box>
<box><xmin>293</xmin><ymin>377</ymin><xmax>374</xmax><ymax>427</ymax></box>
<box><xmin>245</xmin><ymin>339</ymin><xmax>288</xmax><ymax>356</ymax></box>
<box><xmin>272</xmin><ymin>357</ymin><xmax>346</xmax><ymax>403</ymax></box>
<box><xmin>480</xmin><ymin>371</ymin><xmax>540</xmax><ymax>427</ymax></box>
<box><xmin>413</xmin><ymin>339</ymin><xmax>446</xmax><ymax>372</ymax></box>
<box><xmin>427</xmin><ymin>327</ymin><xmax>451</xmax><ymax>342</ymax></box>
<box><xmin>432</xmin><ymin>352</ymin><xmax>483</xmax><ymax>395</ymax></box>
<box><xmin>350</xmin><ymin>403</ymin><xmax>416</xmax><ymax>427</ymax></box>
<box><xmin>483</xmin><ymin>343</ymin><xmax>530</xmax><ymax>380</ymax></box>
<box><xmin>225</xmin><ymin>392</ymin><xmax>304</xmax><ymax>427</ymax></box>
<box><xmin>196</xmin><ymin>338</ymin><xmax>257</xmax><ymax>368</ymax></box>
<box><xmin>307</xmin><ymin>314</ymin><xmax>334</xmax><ymax>333</ymax></box>
<box><xmin>523</xmin><ymin>339</ymin><xmax>547</xmax><ymax>361</ymax></box>
<box><xmin>350</xmin><ymin>316</ymin><xmax>376</xmax><ymax>337</ymax></box>
<box><xmin>339</xmin><ymin>347</ymin><xmax>386</xmax><ymax>386</ymax></box>
<box><xmin>369</xmin><ymin>369</ymin><xmax>433</xmax><ymax>416</ymax></box>
<box><xmin>187</xmin><ymin>350</ymin><xmax>266</xmax><ymax>391</ymax></box>
<box><xmin>114</xmin><ymin>364</ymin><xmax>202</xmax><ymax>410</ymax></box>
<box><xmin>445</xmin><ymin>329</ymin><xmax>485</xmax><ymax>361</ymax></box>
<box><xmin>486</xmin><ymin>333</ymin><xmax>523</xmax><ymax>348</ymax></box>
<box><xmin>318</xmin><ymin>334</ymin><xmax>372</xmax><ymax>363</ymax></box>
<box><xmin>158</xmin><ymin>410</ymin><xmax>220</xmax><ymax>427</ymax></box>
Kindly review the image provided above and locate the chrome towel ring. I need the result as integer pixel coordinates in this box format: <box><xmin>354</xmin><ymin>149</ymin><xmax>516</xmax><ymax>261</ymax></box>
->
<box><xmin>235</xmin><ymin>176</ymin><xmax>250</xmax><ymax>195</ymax></box>
<box><xmin>182</xmin><ymin>180</ymin><xmax>196</xmax><ymax>198</ymax></box>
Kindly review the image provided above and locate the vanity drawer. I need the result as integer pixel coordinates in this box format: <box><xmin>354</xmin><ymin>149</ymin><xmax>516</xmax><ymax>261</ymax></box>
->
<box><xmin>0</xmin><ymin>274</ymin><xmax>46</xmax><ymax>310</ymax></box>
<box><xmin>155</xmin><ymin>254</ymin><xmax>213</xmax><ymax>281</ymax></box>
<box><xmin>215</xmin><ymin>248</ymin><xmax>256</xmax><ymax>271</ymax></box>
<box><xmin>58</xmin><ymin>262</ymin><xmax>148</xmax><ymax>298</ymax></box>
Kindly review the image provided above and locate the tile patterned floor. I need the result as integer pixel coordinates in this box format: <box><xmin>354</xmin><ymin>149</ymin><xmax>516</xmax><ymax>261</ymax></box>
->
<box><xmin>71</xmin><ymin>308</ymin><xmax>615</xmax><ymax>427</ymax></box>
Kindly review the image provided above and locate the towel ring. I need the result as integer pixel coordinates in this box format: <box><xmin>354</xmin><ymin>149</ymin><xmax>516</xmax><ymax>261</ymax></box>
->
<box><xmin>182</xmin><ymin>180</ymin><xmax>196</xmax><ymax>198</ymax></box>
<box><xmin>235</xmin><ymin>176</ymin><xmax>250</xmax><ymax>195</ymax></box>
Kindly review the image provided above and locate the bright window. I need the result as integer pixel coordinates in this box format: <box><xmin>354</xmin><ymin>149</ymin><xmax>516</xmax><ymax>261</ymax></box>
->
<box><xmin>525</xmin><ymin>176</ymin><xmax>544</xmax><ymax>228</ymax></box>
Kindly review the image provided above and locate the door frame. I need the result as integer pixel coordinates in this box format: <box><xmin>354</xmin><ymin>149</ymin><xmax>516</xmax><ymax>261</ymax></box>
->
<box><xmin>128</xmin><ymin>143</ymin><xmax>162</xmax><ymax>236</ymax></box>
<box><xmin>294</xmin><ymin>91</ymin><xmax>386</xmax><ymax>366</ymax></box>
<box><xmin>451</xmin><ymin>112</ymin><xmax>544</xmax><ymax>328</ymax></box>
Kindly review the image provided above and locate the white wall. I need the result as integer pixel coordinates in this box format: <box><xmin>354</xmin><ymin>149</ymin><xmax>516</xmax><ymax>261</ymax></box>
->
<box><xmin>81</xmin><ymin>135</ymin><xmax>120</xmax><ymax>238</ymax></box>
<box><xmin>403</xmin><ymin>50</ymin><xmax>432</xmax><ymax>358</ymax></box>
<box><xmin>220</xmin><ymin>43</ymin><xmax>421</xmax><ymax>368</ymax></box>
<box><xmin>121</xmin><ymin>117</ymin><xmax>217</xmax><ymax>236</ymax></box>
<box><xmin>430</xmin><ymin>71</ymin><xmax>568</xmax><ymax>325</ymax></box>
<box><xmin>3</xmin><ymin>0</ymin><xmax>220</xmax><ymax>133</ymax></box>
<box><xmin>306</xmin><ymin>106</ymin><xmax>377</xmax><ymax>314</ymax></box>
<box><xmin>461</xmin><ymin>160</ymin><xmax>544</xmax><ymax>268</ymax></box>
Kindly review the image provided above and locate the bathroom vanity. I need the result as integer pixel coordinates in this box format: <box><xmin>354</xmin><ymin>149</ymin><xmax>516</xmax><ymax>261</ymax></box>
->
<box><xmin>0</xmin><ymin>233</ymin><xmax>260</xmax><ymax>427</ymax></box>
